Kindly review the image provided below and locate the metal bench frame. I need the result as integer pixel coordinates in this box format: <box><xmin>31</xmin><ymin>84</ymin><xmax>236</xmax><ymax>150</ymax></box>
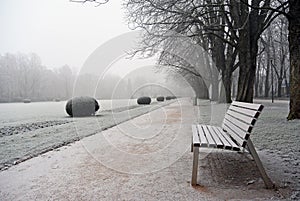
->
<box><xmin>191</xmin><ymin>101</ymin><xmax>274</xmax><ymax>189</ymax></box>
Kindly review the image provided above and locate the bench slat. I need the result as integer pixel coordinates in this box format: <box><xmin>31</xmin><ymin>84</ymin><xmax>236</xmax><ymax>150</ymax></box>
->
<box><xmin>211</xmin><ymin>126</ymin><xmax>233</xmax><ymax>149</ymax></box>
<box><xmin>192</xmin><ymin>125</ymin><xmax>200</xmax><ymax>147</ymax></box>
<box><xmin>197</xmin><ymin>125</ymin><xmax>208</xmax><ymax>147</ymax></box>
<box><xmin>207</xmin><ymin>125</ymin><xmax>224</xmax><ymax>148</ymax></box>
<box><xmin>226</xmin><ymin>109</ymin><xmax>256</xmax><ymax>125</ymax></box>
<box><xmin>224</xmin><ymin>114</ymin><xmax>252</xmax><ymax>133</ymax></box>
<box><xmin>222</xmin><ymin>121</ymin><xmax>247</xmax><ymax>147</ymax></box>
<box><xmin>229</xmin><ymin>106</ymin><xmax>260</xmax><ymax>118</ymax></box>
<box><xmin>232</xmin><ymin>101</ymin><xmax>263</xmax><ymax>111</ymax></box>
<box><xmin>214</xmin><ymin>127</ymin><xmax>240</xmax><ymax>151</ymax></box>
<box><xmin>202</xmin><ymin>125</ymin><xmax>217</xmax><ymax>148</ymax></box>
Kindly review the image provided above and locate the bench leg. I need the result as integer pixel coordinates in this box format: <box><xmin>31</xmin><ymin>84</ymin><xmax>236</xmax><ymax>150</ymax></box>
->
<box><xmin>247</xmin><ymin>139</ymin><xmax>274</xmax><ymax>189</ymax></box>
<box><xmin>191</xmin><ymin>146</ymin><xmax>199</xmax><ymax>186</ymax></box>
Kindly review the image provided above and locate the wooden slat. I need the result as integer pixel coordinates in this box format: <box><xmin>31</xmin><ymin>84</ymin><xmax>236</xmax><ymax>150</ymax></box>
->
<box><xmin>211</xmin><ymin>126</ymin><xmax>232</xmax><ymax>149</ymax></box>
<box><xmin>214</xmin><ymin>127</ymin><xmax>240</xmax><ymax>151</ymax></box>
<box><xmin>202</xmin><ymin>125</ymin><xmax>217</xmax><ymax>148</ymax></box>
<box><xmin>226</xmin><ymin>109</ymin><xmax>256</xmax><ymax>125</ymax></box>
<box><xmin>218</xmin><ymin>128</ymin><xmax>240</xmax><ymax>151</ymax></box>
<box><xmin>222</xmin><ymin>125</ymin><xmax>244</xmax><ymax>147</ymax></box>
<box><xmin>232</xmin><ymin>101</ymin><xmax>263</xmax><ymax>111</ymax></box>
<box><xmin>224</xmin><ymin>115</ymin><xmax>252</xmax><ymax>132</ymax></box>
<box><xmin>192</xmin><ymin>125</ymin><xmax>200</xmax><ymax>147</ymax></box>
<box><xmin>197</xmin><ymin>125</ymin><xmax>208</xmax><ymax>147</ymax></box>
<box><xmin>222</xmin><ymin>123</ymin><xmax>247</xmax><ymax>147</ymax></box>
<box><xmin>229</xmin><ymin>106</ymin><xmax>260</xmax><ymax>118</ymax></box>
<box><xmin>223</xmin><ymin>118</ymin><xmax>249</xmax><ymax>140</ymax></box>
<box><xmin>207</xmin><ymin>125</ymin><xmax>224</xmax><ymax>148</ymax></box>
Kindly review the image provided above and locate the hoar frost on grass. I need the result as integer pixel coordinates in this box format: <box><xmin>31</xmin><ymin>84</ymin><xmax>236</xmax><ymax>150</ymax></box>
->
<box><xmin>0</xmin><ymin>101</ymin><xmax>174</xmax><ymax>171</ymax></box>
<box><xmin>253</xmin><ymin>100</ymin><xmax>300</xmax><ymax>200</ymax></box>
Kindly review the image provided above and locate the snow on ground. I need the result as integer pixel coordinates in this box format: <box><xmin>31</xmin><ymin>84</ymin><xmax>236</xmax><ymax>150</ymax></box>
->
<box><xmin>0</xmin><ymin>100</ymin><xmax>174</xmax><ymax>170</ymax></box>
<box><xmin>252</xmin><ymin>99</ymin><xmax>300</xmax><ymax>200</ymax></box>
<box><xmin>0</xmin><ymin>98</ymin><xmax>299</xmax><ymax>200</ymax></box>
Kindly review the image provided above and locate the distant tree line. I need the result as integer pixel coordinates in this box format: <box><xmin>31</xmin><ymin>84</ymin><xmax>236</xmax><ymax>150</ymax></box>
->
<box><xmin>0</xmin><ymin>53</ymin><xmax>194</xmax><ymax>102</ymax></box>
<box><xmin>255</xmin><ymin>15</ymin><xmax>290</xmax><ymax>98</ymax></box>
<box><xmin>0</xmin><ymin>53</ymin><xmax>75</xmax><ymax>103</ymax></box>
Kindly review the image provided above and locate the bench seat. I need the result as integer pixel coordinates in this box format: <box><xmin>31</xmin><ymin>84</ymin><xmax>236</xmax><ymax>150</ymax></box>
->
<box><xmin>192</xmin><ymin>125</ymin><xmax>241</xmax><ymax>151</ymax></box>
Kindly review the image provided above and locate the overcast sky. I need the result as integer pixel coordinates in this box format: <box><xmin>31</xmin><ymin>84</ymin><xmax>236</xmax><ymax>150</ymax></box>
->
<box><xmin>0</xmin><ymin>0</ymin><xmax>130</xmax><ymax>70</ymax></box>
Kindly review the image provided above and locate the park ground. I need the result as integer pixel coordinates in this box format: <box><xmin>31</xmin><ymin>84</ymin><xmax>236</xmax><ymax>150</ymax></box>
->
<box><xmin>0</xmin><ymin>98</ymin><xmax>299</xmax><ymax>200</ymax></box>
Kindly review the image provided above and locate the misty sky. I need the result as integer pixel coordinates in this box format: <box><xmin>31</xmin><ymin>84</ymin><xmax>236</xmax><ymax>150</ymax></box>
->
<box><xmin>0</xmin><ymin>0</ymin><xmax>130</xmax><ymax>70</ymax></box>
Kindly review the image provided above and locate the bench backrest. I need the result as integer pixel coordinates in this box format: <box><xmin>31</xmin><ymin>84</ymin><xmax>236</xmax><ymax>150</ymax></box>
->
<box><xmin>222</xmin><ymin>101</ymin><xmax>264</xmax><ymax>148</ymax></box>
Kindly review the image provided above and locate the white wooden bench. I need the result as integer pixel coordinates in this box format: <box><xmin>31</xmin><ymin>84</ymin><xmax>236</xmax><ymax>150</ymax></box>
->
<box><xmin>191</xmin><ymin>101</ymin><xmax>274</xmax><ymax>189</ymax></box>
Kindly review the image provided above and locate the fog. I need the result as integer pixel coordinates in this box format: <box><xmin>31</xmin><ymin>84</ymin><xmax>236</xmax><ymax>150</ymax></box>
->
<box><xmin>0</xmin><ymin>52</ymin><xmax>194</xmax><ymax>102</ymax></box>
<box><xmin>0</xmin><ymin>0</ymin><xmax>129</xmax><ymax>69</ymax></box>
<box><xmin>0</xmin><ymin>1</ymin><xmax>195</xmax><ymax>103</ymax></box>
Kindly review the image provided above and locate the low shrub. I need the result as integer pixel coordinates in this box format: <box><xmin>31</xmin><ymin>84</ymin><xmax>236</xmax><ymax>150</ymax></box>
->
<box><xmin>65</xmin><ymin>96</ymin><xmax>99</xmax><ymax>117</ymax></box>
<box><xmin>166</xmin><ymin>96</ymin><xmax>177</xmax><ymax>100</ymax></box>
<box><xmin>23</xmin><ymin>99</ymin><xmax>31</xmax><ymax>103</ymax></box>
<box><xmin>156</xmin><ymin>96</ymin><xmax>164</xmax><ymax>101</ymax></box>
<box><xmin>137</xmin><ymin>96</ymin><xmax>151</xmax><ymax>105</ymax></box>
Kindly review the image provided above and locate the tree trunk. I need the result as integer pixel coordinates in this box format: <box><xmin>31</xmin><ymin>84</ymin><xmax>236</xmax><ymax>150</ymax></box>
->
<box><xmin>284</xmin><ymin>69</ymin><xmax>290</xmax><ymax>96</ymax></box>
<box><xmin>236</xmin><ymin>5</ymin><xmax>262</xmax><ymax>103</ymax></box>
<box><xmin>287</xmin><ymin>0</ymin><xmax>300</xmax><ymax>120</ymax></box>
<box><xmin>255</xmin><ymin>58</ymin><xmax>261</xmax><ymax>97</ymax></box>
<box><xmin>277</xmin><ymin>78</ymin><xmax>283</xmax><ymax>97</ymax></box>
<box><xmin>220</xmin><ymin>68</ymin><xmax>232</xmax><ymax>103</ymax></box>
<box><xmin>264</xmin><ymin>63</ymin><xmax>270</xmax><ymax>97</ymax></box>
<box><xmin>236</xmin><ymin>28</ymin><xmax>258</xmax><ymax>103</ymax></box>
<box><xmin>209</xmin><ymin>60</ymin><xmax>220</xmax><ymax>101</ymax></box>
<box><xmin>211</xmin><ymin>33</ymin><xmax>233</xmax><ymax>103</ymax></box>
<box><xmin>236</xmin><ymin>57</ymin><xmax>256</xmax><ymax>103</ymax></box>
<box><xmin>197</xmin><ymin>78</ymin><xmax>209</xmax><ymax>99</ymax></box>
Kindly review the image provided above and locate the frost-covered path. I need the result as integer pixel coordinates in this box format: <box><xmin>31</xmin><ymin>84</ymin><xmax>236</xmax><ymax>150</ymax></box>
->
<box><xmin>0</xmin><ymin>98</ymin><xmax>298</xmax><ymax>200</ymax></box>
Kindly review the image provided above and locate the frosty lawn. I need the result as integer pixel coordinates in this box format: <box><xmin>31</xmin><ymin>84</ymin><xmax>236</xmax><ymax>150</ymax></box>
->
<box><xmin>0</xmin><ymin>100</ymin><xmax>174</xmax><ymax>170</ymax></box>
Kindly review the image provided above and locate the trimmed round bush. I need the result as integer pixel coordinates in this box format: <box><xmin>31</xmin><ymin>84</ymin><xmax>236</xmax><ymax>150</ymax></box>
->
<box><xmin>156</xmin><ymin>96</ymin><xmax>164</xmax><ymax>102</ymax></box>
<box><xmin>23</xmin><ymin>99</ymin><xmax>31</xmax><ymax>103</ymax></box>
<box><xmin>65</xmin><ymin>96</ymin><xmax>99</xmax><ymax>117</ymax></box>
<box><xmin>166</xmin><ymin>96</ymin><xmax>177</xmax><ymax>100</ymax></box>
<box><xmin>137</xmin><ymin>96</ymin><xmax>151</xmax><ymax>105</ymax></box>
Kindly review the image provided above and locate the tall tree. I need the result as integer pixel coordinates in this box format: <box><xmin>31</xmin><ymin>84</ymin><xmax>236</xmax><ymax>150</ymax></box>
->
<box><xmin>124</xmin><ymin>0</ymin><xmax>239</xmax><ymax>102</ymax></box>
<box><xmin>228</xmin><ymin>0</ymin><xmax>287</xmax><ymax>102</ymax></box>
<box><xmin>287</xmin><ymin>0</ymin><xmax>300</xmax><ymax>120</ymax></box>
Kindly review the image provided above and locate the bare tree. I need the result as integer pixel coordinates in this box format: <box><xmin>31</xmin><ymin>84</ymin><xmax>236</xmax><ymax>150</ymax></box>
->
<box><xmin>124</xmin><ymin>0</ymin><xmax>240</xmax><ymax>102</ymax></box>
<box><xmin>74</xmin><ymin>0</ymin><xmax>300</xmax><ymax>119</ymax></box>
<box><xmin>256</xmin><ymin>15</ymin><xmax>289</xmax><ymax>98</ymax></box>
<box><xmin>58</xmin><ymin>65</ymin><xmax>74</xmax><ymax>99</ymax></box>
<box><xmin>287</xmin><ymin>0</ymin><xmax>300</xmax><ymax>120</ymax></box>
<box><xmin>271</xmin><ymin>16</ymin><xmax>289</xmax><ymax>98</ymax></box>
<box><xmin>70</xmin><ymin>0</ymin><xmax>109</xmax><ymax>6</ymax></box>
<box><xmin>0</xmin><ymin>53</ymin><xmax>76</xmax><ymax>102</ymax></box>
